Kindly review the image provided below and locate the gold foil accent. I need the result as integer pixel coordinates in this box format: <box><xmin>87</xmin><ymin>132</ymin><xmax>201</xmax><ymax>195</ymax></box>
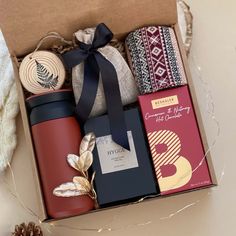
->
<box><xmin>73</xmin><ymin>176</ymin><xmax>91</xmax><ymax>193</ymax></box>
<box><xmin>79</xmin><ymin>132</ymin><xmax>96</xmax><ymax>156</ymax></box>
<box><xmin>67</xmin><ymin>151</ymin><xmax>93</xmax><ymax>173</ymax></box>
<box><xmin>67</xmin><ymin>154</ymin><xmax>81</xmax><ymax>172</ymax></box>
<box><xmin>147</xmin><ymin>130</ymin><xmax>192</xmax><ymax>192</ymax></box>
<box><xmin>151</xmin><ymin>95</ymin><xmax>179</xmax><ymax>109</ymax></box>
<box><xmin>53</xmin><ymin>181</ymin><xmax>89</xmax><ymax>197</ymax></box>
<box><xmin>53</xmin><ymin>133</ymin><xmax>97</xmax><ymax>200</ymax></box>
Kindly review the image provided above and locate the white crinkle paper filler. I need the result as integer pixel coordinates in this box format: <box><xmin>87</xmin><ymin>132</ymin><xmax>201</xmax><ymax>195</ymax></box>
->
<box><xmin>0</xmin><ymin>31</ymin><xmax>19</xmax><ymax>172</ymax></box>
<box><xmin>177</xmin><ymin>0</ymin><xmax>193</xmax><ymax>56</ymax></box>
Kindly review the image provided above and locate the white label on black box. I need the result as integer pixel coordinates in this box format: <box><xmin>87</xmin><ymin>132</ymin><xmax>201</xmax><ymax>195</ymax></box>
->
<box><xmin>96</xmin><ymin>131</ymin><xmax>139</xmax><ymax>174</ymax></box>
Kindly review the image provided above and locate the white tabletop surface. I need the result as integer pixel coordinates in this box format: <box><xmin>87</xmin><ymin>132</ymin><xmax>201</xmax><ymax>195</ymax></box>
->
<box><xmin>0</xmin><ymin>0</ymin><xmax>235</xmax><ymax>235</ymax></box>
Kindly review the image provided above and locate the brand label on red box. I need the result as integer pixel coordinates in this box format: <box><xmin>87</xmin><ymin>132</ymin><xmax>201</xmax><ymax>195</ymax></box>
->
<box><xmin>151</xmin><ymin>95</ymin><xmax>179</xmax><ymax>109</ymax></box>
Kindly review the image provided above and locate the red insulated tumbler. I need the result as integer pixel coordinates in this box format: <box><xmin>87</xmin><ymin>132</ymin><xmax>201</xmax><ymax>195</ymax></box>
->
<box><xmin>26</xmin><ymin>89</ymin><xmax>94</xmax><ymax>219</ymax></box>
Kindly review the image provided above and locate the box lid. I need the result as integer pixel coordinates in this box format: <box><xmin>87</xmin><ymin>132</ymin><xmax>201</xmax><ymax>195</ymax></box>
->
<box><xmin>0</xmin><ymin>0</ymin><xmax>177</xmax><ymax>57</ymax></box>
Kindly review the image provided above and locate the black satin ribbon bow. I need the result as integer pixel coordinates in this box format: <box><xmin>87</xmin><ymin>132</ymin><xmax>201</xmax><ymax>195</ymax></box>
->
<box><xmin>62</xmin><ymin>23</ymin><xmax>129</xmax><ymax>150</ymax></box>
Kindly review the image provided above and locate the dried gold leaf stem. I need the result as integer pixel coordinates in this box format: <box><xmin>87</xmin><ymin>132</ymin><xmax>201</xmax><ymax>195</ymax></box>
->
<box><xmin>81</xmin><ymin>170</ymin><xmax>88</xmax><ymax>179</ymax></box>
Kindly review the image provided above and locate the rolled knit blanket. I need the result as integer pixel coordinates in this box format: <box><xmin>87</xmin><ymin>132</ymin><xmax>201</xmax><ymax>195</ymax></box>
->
<box><xmin>0</xmin><ymin>31</ymin><xmax>19</xmax><ymax>172</ymax></box>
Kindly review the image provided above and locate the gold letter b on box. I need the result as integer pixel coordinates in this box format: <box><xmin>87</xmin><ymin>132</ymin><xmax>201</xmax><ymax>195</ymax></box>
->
<box><xmin>148</xmin><ymin>130</ymin><xmax>192</xmax><ymax>192</ymax></box>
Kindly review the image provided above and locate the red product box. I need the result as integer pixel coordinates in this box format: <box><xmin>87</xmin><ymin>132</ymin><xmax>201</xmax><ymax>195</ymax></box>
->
<box><xmin>138</xmin><ymin>85</ymin><xmax>212</xmax><ymax>195</ymax></box>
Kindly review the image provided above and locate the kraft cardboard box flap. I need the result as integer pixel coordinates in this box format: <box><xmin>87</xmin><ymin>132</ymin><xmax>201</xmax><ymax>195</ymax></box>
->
<box><xmin>0</xmin><ymin>0</ymin><xmax>177</xmax><ymax>57</ymax></box>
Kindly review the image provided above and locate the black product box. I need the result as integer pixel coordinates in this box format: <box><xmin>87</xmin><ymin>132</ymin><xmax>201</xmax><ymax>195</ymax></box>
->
<box><xmin>84</xmin><ymin>108</ymin><xmax>159</xmax><ymax>207</ymax></box>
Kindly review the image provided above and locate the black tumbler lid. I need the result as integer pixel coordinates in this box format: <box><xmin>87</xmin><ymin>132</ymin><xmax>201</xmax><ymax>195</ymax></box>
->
<box><xmin>26</xmin><ymin>89</ymin><xmax>74</xmax><ymax>109</ymax></box>
<box><xmin>26</xmin><ymin>89</ymin><xmax>76</xmax><ymax>125</ymax></box>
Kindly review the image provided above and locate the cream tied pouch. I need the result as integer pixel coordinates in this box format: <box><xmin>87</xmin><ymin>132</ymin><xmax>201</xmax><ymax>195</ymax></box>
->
<box><xmin>72</xmin><ymin>27</ymin><xmax>138</xmax><ymax>117</ymax></box>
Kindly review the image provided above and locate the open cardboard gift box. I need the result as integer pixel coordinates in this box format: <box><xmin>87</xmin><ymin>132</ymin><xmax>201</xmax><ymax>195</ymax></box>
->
<box><xmin>0</xmin><ymin>0</ymin><xmax>217</xmax><ymax>222</ymax></box>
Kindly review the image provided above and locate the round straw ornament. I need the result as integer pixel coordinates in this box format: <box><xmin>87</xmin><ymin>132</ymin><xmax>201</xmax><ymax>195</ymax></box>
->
<box><xmin>19</xmin><ymin>50</ymin><xmax>66</xmax><ymax>94</ymax></box>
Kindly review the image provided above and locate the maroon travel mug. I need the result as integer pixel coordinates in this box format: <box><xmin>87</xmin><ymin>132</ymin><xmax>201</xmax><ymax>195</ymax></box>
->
<box><xmin>26</xmin><ymin>89</ymin><xmax>94</xmax><ymax>219</ymax></box>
